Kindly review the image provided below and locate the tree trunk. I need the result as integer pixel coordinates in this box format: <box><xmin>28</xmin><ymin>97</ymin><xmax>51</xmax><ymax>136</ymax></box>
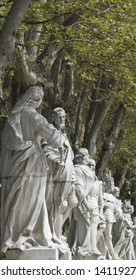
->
<box><xmin>51</xmin><ymin>50</ymin><xmax>63</xmax><ymax>103</ymax></box>
<box><xmin>36</xmin><ymin>42</ymin><xmax>63</xmax><ymax>119</ymax></box>
<box><xmin>72</xmin><ymin>86</ymin><xmax>86</xmax><ymax>147</ymax></box>
<box><xmin>63</xmin><ymin>63</ymin><xmax>74</xmax><ymax>103</ymax></box>
<box><xmin>96</xmin><ymin>103</ymin><xmax>126</xmax><ymax>178</ymax></box>
<box><xmin>0</xmin><ymin>0</ymin><xmax>31</xmax><ymax>97</ymax></box>
<box><xmin>83</xmin><ymin>83</ymin><xmax>101</xmax><ymax>148</ymax></box>
<box><xmin>83</xmin><ymin>76</ymin><xmax>118</xmax><ymax>157</ymax></box>
<box><xmin>114</xmin><ymin>158</ymin><xmax>129</xmax><ymax>190</ymax></box>
<box><xmin>25</xmin><ymin>24</ymin><xmax>43</xmax><ymax>61</ymax></box>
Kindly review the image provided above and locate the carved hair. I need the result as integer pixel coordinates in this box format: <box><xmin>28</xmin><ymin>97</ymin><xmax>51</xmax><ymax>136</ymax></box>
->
<box><xmin>53</xmin><ymin>107</ymin><xmax>66</xmax><ymax>114</ymax></box>
<box><xmin>79</xmin><ymin>147</ymin><xmax>89</xmax><ymax>156</ymax></box>
<box><xmin>74</xmin><ymin>147</ymin><xmax>94</xmax><ymax>165</ymax></box>
<box><xmin>52</xmin><ymin>107</ymin><xmax>66</xmax><ymax>118</ymax></box>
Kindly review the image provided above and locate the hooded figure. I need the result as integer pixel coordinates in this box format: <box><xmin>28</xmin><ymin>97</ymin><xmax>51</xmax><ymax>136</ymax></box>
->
<box><xmin>1</xmin><ymin>86</ymin><xmax>65</xmax><ymax>253</ymax></box>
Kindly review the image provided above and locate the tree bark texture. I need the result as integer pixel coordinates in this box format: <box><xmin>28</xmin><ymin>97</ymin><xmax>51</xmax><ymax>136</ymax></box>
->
<box><xmin>83</xmin><ymin>76</ymin><xmax>118</xmax><ymax>157</ymax></box>
<box><xmin>96</xmin><ymin>103</ymin><xmax>126</xmax><ymax>178</ymax></box>
<box><xmin>0</xmin><ymin>0</ymin><xmax>31</xmax><ymax>97</ymax></box>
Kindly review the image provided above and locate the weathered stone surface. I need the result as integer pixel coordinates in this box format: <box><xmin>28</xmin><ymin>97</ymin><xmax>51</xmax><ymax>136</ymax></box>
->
<box><xmin>5</xmin><ymin>248</ymin><xmax>59</xmax><ymax>260</ymax></box>
<box><xmin>0</xmin><ymin>87</ymin><xmax>66</xmax><ymax>254</ymax></box>
<box><xmin>59</xmin><ymin>251</ymin><xmax>72</xmax><ymax>260</ymax></box>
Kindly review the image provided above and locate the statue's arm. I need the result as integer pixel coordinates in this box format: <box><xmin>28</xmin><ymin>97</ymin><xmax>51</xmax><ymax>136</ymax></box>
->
<box><xmin>27</xmin><ymin>108</ymin><xmax>65</xmax><ymax>148</ymax></box>
<box><xmin>98</xmin><ymin>183</ymin><xmax>104</xmax><ymax>214</ymax></box>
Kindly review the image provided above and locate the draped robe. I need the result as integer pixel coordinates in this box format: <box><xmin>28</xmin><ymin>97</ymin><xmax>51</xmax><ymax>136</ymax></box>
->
<box><xmin>1</xmin><ymin>106</ymin><xmax>64</xmax><ymax>253</ymax></box>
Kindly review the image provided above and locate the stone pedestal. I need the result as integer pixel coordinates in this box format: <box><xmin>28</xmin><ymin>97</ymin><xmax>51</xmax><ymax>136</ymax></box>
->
<box><xmin>59</xmin><ymin>251</ymin><xmax>72</xmax><ymax>260</ymax></box>
<box><xmin>5</xmin><ymin>247</ymin><xmax>59</xmax><ymax>260</ymax></box>
<box><xmin>72</xmin><ymin>252</ymin><xmax>99</xmax><ymax>260</ymax></box>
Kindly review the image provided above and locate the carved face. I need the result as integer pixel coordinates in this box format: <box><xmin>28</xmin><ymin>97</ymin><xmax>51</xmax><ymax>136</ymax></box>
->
<box><xmin>113</xmin><ymin>187</ymin><xmax>120</xmax><ymax>198</ymax></box>
<box><xmin>26</xmin><ymin>87</ymin><xmax>44</xmax><ymax>109</ymax></box>
<box><xmin>80</xmin><ymin>149</ymin><xmax>90</xmax><ymax>165</ymax></box>
<box><xmin>35</xmin><ymin>96</ymin><xmax>43</xmax><ymax>108</ymax></box>
<box><xmin>89</xmin><ymin>160</ymin><xmax>96</xmax><ymax>172</ymax></box>
<box><xmin>32</xmin><ymin>88</ymin><xmax>44</xmax><ymax>108</ymax></box>
<box><xmin>54</xmin><ymin>112</ymin><xmax>66</xmax><ymax>130</ymax></box>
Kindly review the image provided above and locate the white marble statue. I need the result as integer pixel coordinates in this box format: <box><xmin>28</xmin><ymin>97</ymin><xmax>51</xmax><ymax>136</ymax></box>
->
<box><xmin>112</xmin><ymin>188</ymin><xmax>135</xmax><ymax>260</ymax></box>
<box><xmin>121</xmin><ymin>200</ymin><xmax>135</xmax><ymax>259</ymax></box>
<box><xmin>42</xmin><ymin>107</ymin><xmax>78</xmax><ymax>249</ymax></box>
<box><xmin>0</xmin><ymin>86</ymin><xmax>66</xmax><ymax>254</ymax></box>
<box><xmin>0</xmin><ymin>183</ymin><xmax>1</xmax><ymax>248</ymax></box>
<box><xmin>133</xmin><ymin>217</ymin><xmax>136</xmax><ymax>259</ymax></box>
<box><xmin>103</xmin><ymin>171</ymin><xmax>120</xmax><ymax>259</ymax></box>
<box><xmin>68</xmin><ymin>148</ymin><xmax>104</xmax><ymax>259</ymax></box>
<box><xmin>86</xmin><ymin>160</ymin><xmax>105</xmax><ymax>256</ymax></box>
<box><xmin>111</xmin><ymin>186</ymin><xmax>124</xmax><ymax>256</ymax></box>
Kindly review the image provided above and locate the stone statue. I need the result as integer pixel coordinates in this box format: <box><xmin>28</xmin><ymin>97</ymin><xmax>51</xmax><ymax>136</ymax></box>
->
<box><xmin>0</xmin><ymin>183</ymin><xmax>1</xmax><ymax>247</ymax></box>
<box><xmin>42</xmin><ymin>107</ymin><xmax>78</xmax><ymax>249</ymax></box>
<box><xmin>133</xmin><ymin>217</ymin><xmax>136</xmax><ymax>259</ymax></box>
<box><xmin>0</xmin><ymin>86</ymin><xmax>66</xmax><ymax>254</ymax></box>
<box><xmin>121</xmin><ymin>200</ymin><xmax>135</xmax><ymax>259</ymax></box>
<box><xmin>103</xmin><ymin>171</ymin><xmax>119</xmax><ymax>259</ymax></box>
<box><xmin>68</xmin><ymin>148</ymin><xmax>104</xmax><ymax>259</ymax></box>
<box><xmin>112</xmin><ymin>189</ymin><xmax>136</xmax><ymax>260</ymax></box>
<box><xmin>111</xmin><ymin>186</ymin><xmax>124</xmax><ymax>256</ymax></box>
<box><xmin>85</xmin><ymin>160</ymin><xmax>105</xmax><ymax>257</ymax></box>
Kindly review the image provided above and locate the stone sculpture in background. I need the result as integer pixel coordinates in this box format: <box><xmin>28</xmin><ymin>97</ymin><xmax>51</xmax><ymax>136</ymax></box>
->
<box><xmin>110</xmin><ymin>187</ymin><xmax>136</xmax><ymax>260</ymax></box>
<box><xmin>68</xmin><ymin>148</ymin><xmax>105</xmax><ymax>259</ymax></box>
<box><xmin>133</xmin><ymin>216</ymin><xmax>136</xmax><ymax>259</ymax></box>
<box><xmin>42</xmin><ymin>107</ymin><xmax>78</xmax><ymax>250</ymax></box>
<box><xmin>86</xmin><ymin>159</ymin><xmax>105</xmax><ymax>257</ymax></box>
<box><xmin>111</xmin><ymin>186</ymin><xmax>124</xmax><ymax>257</ymax></box>
<box><xmin>103</xmin><ymin>171</ymin><xmax>120</xmax><ymax>259</ymax></box>
<box><xmin>0</xmin><ymin>86</ymin><xmax>66</xmax><ymax>254</ymax></box>
<box><xmin>0</xmin><ymin>183</ymin><xmax>1</xmax><ymax>247</ymax></box>
<box><xmin>121</xmin><ymin>200</ymin><xmax>135</xmax><ymax>259</ymax></box>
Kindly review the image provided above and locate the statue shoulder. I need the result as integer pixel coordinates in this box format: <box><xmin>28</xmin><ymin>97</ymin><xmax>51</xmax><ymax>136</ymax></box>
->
<box><xmin>22</xmin><ymin>106</ymin><xmax>46</xmax><ymax>127</ymax></box>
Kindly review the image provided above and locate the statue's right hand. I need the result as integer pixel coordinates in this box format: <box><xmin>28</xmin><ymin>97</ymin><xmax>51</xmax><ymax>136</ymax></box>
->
<box><xmin>53</xmin><ymin>158</ymin><xmax>60</xmax><ymax>168</ymax></box>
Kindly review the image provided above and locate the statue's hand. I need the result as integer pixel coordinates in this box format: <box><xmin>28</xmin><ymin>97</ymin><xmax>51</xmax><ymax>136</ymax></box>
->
<box><xmin>53</xmin><ymin>158</ymin><xmax>61</xmax><ymax>168</ymax></box>
<box><xmin>53</xmin><ymin>158</ymin><xmax>65</xmax><ymax>176</ymax></box>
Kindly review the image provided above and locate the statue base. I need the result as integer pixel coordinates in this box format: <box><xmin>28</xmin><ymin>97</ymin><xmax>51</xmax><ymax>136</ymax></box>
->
<box><xmin>72</xmin><ymin>252</ymin><xmax>99</xmax><ymax>260</ymax></box>
<box><xmin>59</xmin><ymin>251</ymin><xmax>72</xmax><ymax>260</ymax></box>
<box><xmin>4</xmin><ymin>247</ymin><xmax>59</xmax><ymax>260</ymax></box>
<box><xmin>1</xmin><ymin>247</ymin><xmax>72</xmax><ymax>260</ymax></box>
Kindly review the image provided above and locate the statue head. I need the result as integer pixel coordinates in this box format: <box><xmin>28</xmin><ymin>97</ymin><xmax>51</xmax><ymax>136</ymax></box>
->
<box><xmin>123</xmin><ymin>199</ymin><xmax>134</xmax><ymax>214</ymax></box>
<box><xmin>77</xmin><ymin>148</ymin><xmax>91</xmax><ymax>165</ymax></box>
<box><xmin>110</xmin><ymin>176</ymin><xmax>115</xmax><ymax>192</ymax></box>
<box><xmin>52</xmin><ymin>107</ymin><xmax>66</xmax><ymax>130</ymax></box>
<box><xmin>88</xmin><ymin>158</ymin><xmax>96</xmax><ymax>172</ymax></box>
<box><xmin>113</xmin><ymin>186</ymin><xmax>120</xmax><ymax>198</ymax></box>
<box><xmin>103</xmin><ymin>169</ymin><xmax>115</xmax><ymax>193</ymax></box>
<box><xmin>12</xmin><ymin>86</ymin><xmax>44</xmax><ymax>113</ymax></box>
